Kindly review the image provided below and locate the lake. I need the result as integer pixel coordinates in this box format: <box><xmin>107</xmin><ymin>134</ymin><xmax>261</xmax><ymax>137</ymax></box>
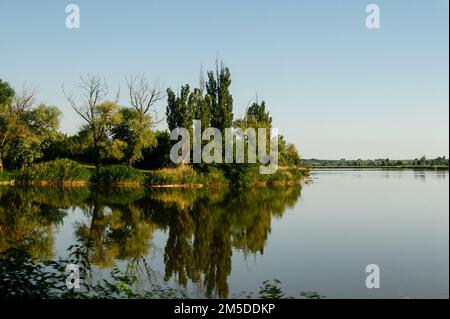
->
<box><xmin>0</xmin><ymin>169</ymin><xmax>448</xmax><ymax>298</ymax></box>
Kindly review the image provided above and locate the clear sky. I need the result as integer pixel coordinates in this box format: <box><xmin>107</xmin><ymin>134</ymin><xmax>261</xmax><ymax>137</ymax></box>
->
<box><xmin>0</xmin><ymin>0</ymin><xmax>448</xmax><ymax>159</ymax></box>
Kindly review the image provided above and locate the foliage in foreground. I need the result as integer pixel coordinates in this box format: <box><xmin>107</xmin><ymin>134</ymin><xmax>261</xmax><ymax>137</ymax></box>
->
<box><xmin>0</xmin><ymin>244</ymin><xmax>323</xmax><ymax>299</ymax></box>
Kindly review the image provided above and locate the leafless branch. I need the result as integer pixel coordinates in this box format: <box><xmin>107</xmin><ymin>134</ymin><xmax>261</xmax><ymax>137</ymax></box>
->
<box><xmin>126</xmin><ymin>74</ymin><xmax>163</xmax><ymax>115</ymax></box>
<box><xmin>13</xmin><ymin>85</ymin><xmax>37</xmax><ymax>112</ymax></box>
<box><xmin>62</xmin><ymin>75</ymin><xmax>109</xmax><ymax>125</ymax></box>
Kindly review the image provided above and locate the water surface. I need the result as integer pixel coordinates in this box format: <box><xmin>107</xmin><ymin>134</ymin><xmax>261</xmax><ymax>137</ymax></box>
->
<box><xmin>0</xmin><ymin>169</ymin><xmax>448</xmax><ymax>298</ymax></box>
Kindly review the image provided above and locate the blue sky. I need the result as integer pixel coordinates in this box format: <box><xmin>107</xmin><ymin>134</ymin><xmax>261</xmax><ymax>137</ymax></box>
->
<box><xmin>0</xmin><ymin>0</ymin><xmax>448</xmax><ymax>159</ymax></box>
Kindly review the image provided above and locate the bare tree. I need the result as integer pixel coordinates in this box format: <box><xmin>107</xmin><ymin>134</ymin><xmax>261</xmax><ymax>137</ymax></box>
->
<box><xmin>63</xmin><ymin>75</ymin><xmax>109</xmax><ymax>124</ymax></box>
<box><xmin>126</xmin><ymin>74</ymin><xmax>163</xmax><ymax>117</ymax></box>
<box><xmin>62</xmin><ymin>75</ymin><xmax>114</xmax><ymax>173</ymax></box>
<box><xmin>13</xmin><ymin>85</ymin><xmax>37</xmax><ymax>112</ymax></box>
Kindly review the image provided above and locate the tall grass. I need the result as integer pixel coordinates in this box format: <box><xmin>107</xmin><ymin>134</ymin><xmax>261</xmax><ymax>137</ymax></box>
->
<box><xmin>145</xmin><ymin>165</ymin><xmax>228</xmax><ymax>186</ymax></box>
<box><xmin>93</xmin><ymin>165</ymin><xmax>144</xmax><ymax>186</ymax></box>
<box><xmin>16</xmin><ymin>159</ymin><xmax>91</xmax><ymax>185</ymax></box>
<box><xmin>7</xmin><ymin>158</ymin><xmax>307</xmax><ymax>188</ymax></box>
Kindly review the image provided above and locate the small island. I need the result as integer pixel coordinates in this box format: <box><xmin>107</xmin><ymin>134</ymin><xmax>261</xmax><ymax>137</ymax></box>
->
<box><xmin>0</xmin><ymin>64</ymin><xmax>308</xmax><ymax>189</ymax></box>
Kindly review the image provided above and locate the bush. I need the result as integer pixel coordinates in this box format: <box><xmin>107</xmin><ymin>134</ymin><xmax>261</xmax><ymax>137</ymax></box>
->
<box><xmin>17</xmin><ymin>159</ymin><xmax>91</xmax><ymax>184</ymax></box>
<box><xmin>93</xmin><ymin>165</ymin><xmax>144</xmax><ymax>185</ymax></box>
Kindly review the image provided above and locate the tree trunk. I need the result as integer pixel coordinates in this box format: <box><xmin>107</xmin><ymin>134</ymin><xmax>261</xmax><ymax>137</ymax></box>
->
<box><xmin>93</xmin><ymin>136</ymin><xmax>101</xmax><ymax>177</ymax></box>
<box><xmin>0</xmin><ymin>148</ymin><xmax>3</xmax><ymax>172</ymax></box>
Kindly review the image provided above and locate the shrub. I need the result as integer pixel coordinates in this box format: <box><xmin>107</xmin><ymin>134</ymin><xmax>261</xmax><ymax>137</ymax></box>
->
<box><xmin>17</xmin><ymin>159</ymin><xmax>91</xmax><ymax>184</ymax></box>
<box><xmin>257</xmin><ymin>167</ymin><xmax>307</xmax><ymax>185</ymax></box>
<box><xmin>145</xmin><ymin>165</ymin><xmax>200</xmax><ymax>185</ymax></box>
<box><xmin>201</xmin><ymin>167</ymin><xmax>229</xmax><ymax>186</ymax></box>
<box><xmin>93</xmin><ymin>165</ymin><xmax>144</xmax><ymax>185</ymax></box>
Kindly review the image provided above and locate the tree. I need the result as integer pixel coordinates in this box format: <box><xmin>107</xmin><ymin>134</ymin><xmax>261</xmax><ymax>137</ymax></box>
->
<box><xmin>0</xmin><ymin>83</ymin><xmax>36</xmax><ymax>171</ymax></box>
<box><xmin>205</xmin><ymin>61</ymin><xmax>233</xmax><ymax>133</ymax></box>
<box><xmin>0</xmin><ymin>80</ymin><xmax>15</xmax><ymax>171</ymax></box>
<box><xmin>166</xmin><ymin>85</ymin><xmax>192</xmax><ymax>131</ymax></box>
<box><xmin>113</xmin><ymin>74</ymin><xmax>163</xmax><ymax>166</ymax></box>
<box><xmin>7</xmin><ymin>104</ymin><xmax>62</xmax><ymax>168</ymax></box>
<box><xmin>63</xmin><ymin>76</ymin><xmax>123</xmax><ymax>173</ymax></box>
<box><xmin>126</xmin><ymin>74</ymin><xmax>163</xmax><ymax>116</ymax></box>
<box><xmin>235</xmin><ymin>100</ymin><xmax>272</xmax><ymax>130</ymax></box>
<box><xmin>112</xmin><ymin>108</ymin><xmax>157</xmax><ymax>166</ymax></box>
<box><xmin>189</xmin><ymin>88</ymin><xmax>211</xmax><ymax>128</ymax></box>
<box><xmin>0</xmin><ymin>79</ymin><xmax>14</xmax><ymax>105</ymax></box>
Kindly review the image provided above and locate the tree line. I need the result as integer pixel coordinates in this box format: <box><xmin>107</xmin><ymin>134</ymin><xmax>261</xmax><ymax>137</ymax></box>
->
<box><xmin>303</xmin><ymin>156</ymin><xmax>449</xmax><ymax>168</ymax></box>
<box><xmin>0</xmin><ymin>62</ymin><xmax>301</xmax><ymax>176</ymax></box>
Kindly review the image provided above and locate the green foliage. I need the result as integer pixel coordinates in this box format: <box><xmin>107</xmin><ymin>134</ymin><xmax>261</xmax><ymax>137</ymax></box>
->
<box><xmin>279</xmin><ymin>135</ymin><xmax>301</xmax><ymax>167</ymax></box>
<box><xmin>235</xmin><ymin>101</ymin><xmax>272</xmax><ymax>130</ymax></box>
<box><xmin>221</xmin><ymin>163</ymin><xmax>259</xmax><ymax>188</ymax></box>
<box><xmin>0</xmin><ymin>79</ymin><xmax>15</xmax><ymax>105</ymax></box>
<box><xmin>258</xmin><ymin>279</ymin><xmax>285</xmax><ymax>299</ymax></box>
<box><xmin>0</xmin><ymin>248</ymin><xmax>62</xmax><ymax>298</ymax></box>
<box><xmin>93</xmin><ymin>165</ymin><xmax>144</xmax><ymax>185</ymax></box>
<box><xmin>145</xmin><ymin>165</ymin><xmax>228</xmax><ymax>186</ymax></box>
<box><xmin>166</xmin><ymin>85</ymin><xmax>192</xmax><ymax>131</ymax></box>
<box><xmin>190</xmin><ymin>88</ymin><xmax>211</xmax><ymax>127</ymax></box>
<box><xmin>112</xmin><ymin>108</ymin><xmax>157</xmax><ymax>166</ymax></box>
<box><xmin>0</xmin><ymin>170</ymin><xmax>17</xmax><ymax>182</ymax></box>
<box><xmin>16</xmin><ymin>159</ymin><xmax>91</xmax><ymax>184</ymax></box>
<box><xmin>206</xmin><ymin>63</ymin><xmax>233</xmax><ymax>132</ymax></box>
<box><xmin>136</xmin><ymin>131</ymin><xmax>172</xmax><ymax>170</ymax></box>
<box><xmin>0</xmin><ymin>246</ymin><xmax>320</xmax><ymax>299</ymax></box>
<box><xmin>145</xmin><ymin>165</ymin><xmax>202</xmax><ymax>185</ymax></box>
<box><xmin>1</xmin><ymin>69</ymin><xmax>311</xmax><ymax>187</ymax></box>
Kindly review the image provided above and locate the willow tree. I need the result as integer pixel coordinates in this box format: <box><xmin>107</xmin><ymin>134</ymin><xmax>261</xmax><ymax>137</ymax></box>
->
<box><xmin>8</xmin><ymin>104</ymin><xmax>62</xmax><ymax>169</ymax></box>
<box><xmin>112</xmin><ymin>107</ymin><xmax>157</xmax><ymax>166</ymax></box>
<box><xmin>0</xmin><ymin>80</ymin><xmax>15</xmax><ymax>171</ymax></box>
<box><xmin>0</xmin><ymin>82</ymin><xmax>36</xmax><ymax>171</ymax></box>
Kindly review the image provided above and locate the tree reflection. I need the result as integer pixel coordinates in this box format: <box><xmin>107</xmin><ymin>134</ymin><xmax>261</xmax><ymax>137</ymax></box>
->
<box><xmin>0</xmin><ymin>187</ymin><xmax>88</xmax><ymax>259</ymax></box>
<box><xmin>152</xmin><ymin>186</ymin><xmax>302</xmax><ymax>298</ymax></box>
<box><xmin>0</xmin><ymin>184</ymin><xmax>302</xmax><ymax>298</ymax></box>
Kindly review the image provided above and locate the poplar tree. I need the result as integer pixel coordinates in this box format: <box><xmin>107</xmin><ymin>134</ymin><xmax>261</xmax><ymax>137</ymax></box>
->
<box><xmin>205</xmin><ymin>62</ymin><xmax>233</xmax><ymax>133</ymax></box>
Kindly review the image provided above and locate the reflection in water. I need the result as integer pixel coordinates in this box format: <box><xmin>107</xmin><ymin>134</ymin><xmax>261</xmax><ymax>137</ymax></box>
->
<box><xmin>0</xmin><ymin>185</ymin><xmax>302</xmax><ymax>298</ymax></box>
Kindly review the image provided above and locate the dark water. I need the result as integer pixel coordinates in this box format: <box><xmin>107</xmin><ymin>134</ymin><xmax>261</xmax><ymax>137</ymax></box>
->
<box><xmin>0</xmin><ymin>169</ymin><xmax>448</xmax><ymax>298</ymax></box>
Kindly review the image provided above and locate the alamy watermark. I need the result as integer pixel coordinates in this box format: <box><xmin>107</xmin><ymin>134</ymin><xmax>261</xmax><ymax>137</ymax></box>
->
<box><xmin>65</xmin><ymin>4</ymin><xmax>80</xmax><ymax>29</ymax></box>
<box><xmin>365</xmin><ymin>4</ymin><xmax>380</xmax><ymax>29</ymax></box>
<box><xmin>65</xmin><ymin>263</ymin><xmax>80</xmax><ymax>289</ymax></box>
<box><xmin>169</xmin><ymin>120</ymin><xmax>279</xmax><ymax>174</ymax></box>
<box><xmin>365</xmin><ymin>264</ymin><xmax>381</xmax><ymax>289</ymax></box>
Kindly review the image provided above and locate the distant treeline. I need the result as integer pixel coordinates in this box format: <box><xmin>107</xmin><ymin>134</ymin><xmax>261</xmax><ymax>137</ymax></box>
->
<box><xmin>303</xmin><ymin>156</ymin><xmax>449</xmax><ymax>168</ymax></box>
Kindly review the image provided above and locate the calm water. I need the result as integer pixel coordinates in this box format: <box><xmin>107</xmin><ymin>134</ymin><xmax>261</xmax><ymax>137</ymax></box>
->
<box><xmin>0</xmin><ymin>169</ymin><xmax>448</xmax><ymax>298</ymax></box>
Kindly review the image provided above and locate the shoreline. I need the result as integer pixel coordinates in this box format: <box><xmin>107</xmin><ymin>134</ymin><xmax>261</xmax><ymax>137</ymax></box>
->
<box><xmin>0</xmin><ymin>179</ymin><xmax>306</xmax><ymax>189</ymax></box>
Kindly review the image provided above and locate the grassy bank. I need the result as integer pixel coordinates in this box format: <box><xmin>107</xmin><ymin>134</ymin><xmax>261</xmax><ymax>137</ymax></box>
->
<box><xmin>1</xmin><ymin>159</ymin><xmax>309</xmax><ymax>188</ymax></box>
